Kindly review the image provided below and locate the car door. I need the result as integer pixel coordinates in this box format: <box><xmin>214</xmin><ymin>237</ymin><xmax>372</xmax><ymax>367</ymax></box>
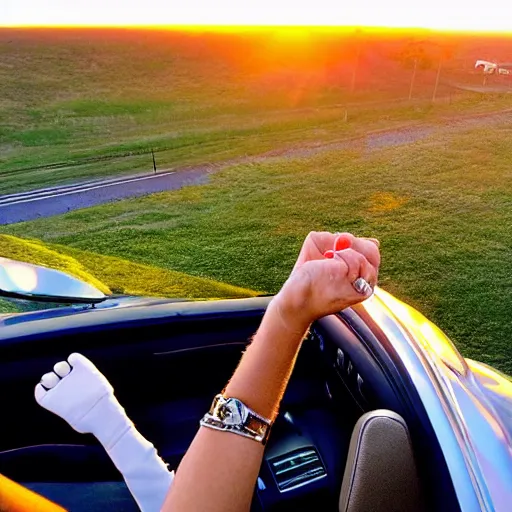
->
<box><xmin>0</xmin><ymin>297</ymin><xmax>269</xmax><ymax>483</ymax></box>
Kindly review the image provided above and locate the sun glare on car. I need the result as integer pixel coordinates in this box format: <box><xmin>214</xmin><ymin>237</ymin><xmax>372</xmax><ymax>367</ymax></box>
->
<box><xmin>0</xmin><ymin>259</ymin><xmax>38</xmax><ymax>293</ymax></box>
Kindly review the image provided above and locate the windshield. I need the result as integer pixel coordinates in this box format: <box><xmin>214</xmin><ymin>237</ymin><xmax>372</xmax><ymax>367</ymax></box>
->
<box><xmin>0</xmin><ymin>25</ymin><xmax>510</xmax><ymax>376</ymax></box>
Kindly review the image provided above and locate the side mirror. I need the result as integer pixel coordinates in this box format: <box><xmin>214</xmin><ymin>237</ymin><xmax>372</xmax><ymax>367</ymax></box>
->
<box><xmin>0</xmin><ymin>258</ymin><xmax>106</xmax><ymax>304</ymax></box>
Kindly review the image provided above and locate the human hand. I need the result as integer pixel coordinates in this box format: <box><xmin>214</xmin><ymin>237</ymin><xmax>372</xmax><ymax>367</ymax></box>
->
<box><xmin>272</xmin><ymin>232</ymin><xmax>381</xmax><ymax>333</ymax></box>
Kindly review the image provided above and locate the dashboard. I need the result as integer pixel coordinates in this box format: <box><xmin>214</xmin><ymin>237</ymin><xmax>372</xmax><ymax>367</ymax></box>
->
<box><xmin>251</xmin><ymin>314</ymin><xmax>402</xmax><ymax>511</ymax></box>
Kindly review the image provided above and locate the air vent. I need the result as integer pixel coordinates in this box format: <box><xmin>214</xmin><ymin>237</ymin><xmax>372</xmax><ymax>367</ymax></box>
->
<box><xmin>269</xmin><ymin>448</ymin><xmax>326</xmax><ymax>492</ymax></box>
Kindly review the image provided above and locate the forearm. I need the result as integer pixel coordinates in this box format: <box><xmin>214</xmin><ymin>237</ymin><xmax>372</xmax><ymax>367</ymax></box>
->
<box><xmin>162</xmin><ymin>300</ymin><xmax>310</xmax><ymax>512</ymax></box>
<box><xmin>162</xmin><ymin>231</ymin><xmax>380</xmax><ymax>512</ymax></box>
<box><xmin>224</xmin><ymin>299</ymin><xmax>309</xmax><ymax>420</ymax></box>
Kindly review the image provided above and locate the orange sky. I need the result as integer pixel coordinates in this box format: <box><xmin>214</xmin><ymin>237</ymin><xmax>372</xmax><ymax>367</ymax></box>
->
<box><xmin>3</xmin><ymin>0</ymin><xmax>512</xmax><ymax>32</ymax></box>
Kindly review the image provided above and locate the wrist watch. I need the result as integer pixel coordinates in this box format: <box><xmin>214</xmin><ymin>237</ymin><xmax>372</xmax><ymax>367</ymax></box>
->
<box><xmin>200</xmin><ymin>394</ymin><xmax>272</xmax><ymax>445</ymax></box>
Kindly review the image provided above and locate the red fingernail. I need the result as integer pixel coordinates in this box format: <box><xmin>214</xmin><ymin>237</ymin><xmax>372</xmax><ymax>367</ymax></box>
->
<box><xmin>334</xmin><ymin>236</ymin><xmax>351</xmax><ymax>252</ymax></box>
<box><xmin>324</xmin><ymin>250</ymin><xmax>335</xmax><ymax>259</ymax></box>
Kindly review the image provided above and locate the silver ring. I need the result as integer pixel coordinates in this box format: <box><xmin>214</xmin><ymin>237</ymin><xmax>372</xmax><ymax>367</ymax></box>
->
<box><xmin>353</xmin><ymin>277</ymin><xmax>372</xmax><ymax>295</ymax></box>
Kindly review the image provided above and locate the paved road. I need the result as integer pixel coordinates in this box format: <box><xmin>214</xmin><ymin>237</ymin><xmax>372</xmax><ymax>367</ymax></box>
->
<box><xmin>2</xmin><ymin>108</ymin><xmax>511</xmax><ymax>225</ymax></box>
<box><xmin>0</xmin><ymin>168</ymin><xmax>209</xmax><ymax>225</ymax></box>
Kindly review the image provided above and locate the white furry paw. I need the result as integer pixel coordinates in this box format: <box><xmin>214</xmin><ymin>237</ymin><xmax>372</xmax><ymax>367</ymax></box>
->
<box><xmin>35</xmin><ymin>353</ymin><xmax>129</xmax><ymax>448</ymax></box>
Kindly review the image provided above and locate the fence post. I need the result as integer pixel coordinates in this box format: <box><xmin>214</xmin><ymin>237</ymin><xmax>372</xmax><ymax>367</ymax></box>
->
<box><xmin>408</xmin><ymin>57</ymin><xmax>418</xmax><ymax>101</ymax></box>
<box><xmin>151</xmin><ymin>149</ymin><xmax>157</xmax><ymax>174</ymax></box>
<box><xmin>432</xmin><ymin>58</ymin><xmax>442</xmax><ymax>103</ymax></box>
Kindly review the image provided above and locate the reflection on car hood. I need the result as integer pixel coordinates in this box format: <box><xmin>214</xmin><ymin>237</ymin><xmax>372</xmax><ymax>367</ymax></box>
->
<box><xmin>0</xmin><ymin>295</ymin><xmax>190</xmax><ymax>327</ymax></box>
<box><xmin>364</xmin><ymin>288</ymin><xmax>512</xmax><ymax>512</ymax></box>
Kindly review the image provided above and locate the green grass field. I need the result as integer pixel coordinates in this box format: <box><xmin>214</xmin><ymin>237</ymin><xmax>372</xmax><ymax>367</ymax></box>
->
<box><xmin>2</xmin><ymin>28</ymin><xmax>512</xmax><ymax>194</ymax></box>
<box><xmin>1</xmin><ymin>29</ymin><xmax>512</xmax><ymax>374</ymax></box>
<box><xmin>3</xmin><ymin>121</ymin><xmax>511</xmax><ymax>373</ymax></box>
<box><xmin>0</xmin><ymin>234</ymin><xmax>257</xmax><ymax>300</ymax></box>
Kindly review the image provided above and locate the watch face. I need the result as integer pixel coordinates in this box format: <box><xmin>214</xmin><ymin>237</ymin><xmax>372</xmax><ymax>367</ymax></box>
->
<box><xmin>220</xmin><ymin>398</ymin><xmax>248</xmax><ymax>425</ymax></box>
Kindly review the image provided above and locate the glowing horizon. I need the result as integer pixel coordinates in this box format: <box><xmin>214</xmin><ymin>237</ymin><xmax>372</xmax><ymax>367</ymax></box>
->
<box><xmin>3</xmin><ymin>0</ymin><xmax>512</xmax><ymax>33</ymax></box>
<box><xmin>6</xmin><ymin>25</ymin><xmax>512</xmax><ymax>36</ymax></box>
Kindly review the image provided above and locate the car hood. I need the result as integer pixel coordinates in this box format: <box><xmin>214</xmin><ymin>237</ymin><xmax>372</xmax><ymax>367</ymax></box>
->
<box><xmin>0</xmin><ymin>295</ymin><xmax>190</xmax><ymax>327</ymax></box>
<box><xmin>371</xmin><ymin>288</ymin><xmax>512</xmax><ymax>441</ymax></box>
<box><xmin>366</xmin><ymin>288</ymin><xmax>512</xmax><ymax>511</ymax></box>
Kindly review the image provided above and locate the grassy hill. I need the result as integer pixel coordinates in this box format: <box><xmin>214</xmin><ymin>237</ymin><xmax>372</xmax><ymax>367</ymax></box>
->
<box><xmin>1</xmin><ymin>28</ymin><xmax>512</xmax><ymax>194</ymax></box>
<box><xmin>0</xmin><ymin>234</ymin><xmax>256</xmax><ymax>314</ymax></box>
<box><xmin>0</xmin><ymin>234</ymin><xmax>110</xmax><ymax>293</ymax></box>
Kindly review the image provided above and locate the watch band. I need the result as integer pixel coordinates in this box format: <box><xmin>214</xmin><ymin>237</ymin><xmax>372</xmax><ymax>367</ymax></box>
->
<box><xmin>200</xmin><ymin>394</ymin><xmax>272</xmax><ymax>445</ymax></box>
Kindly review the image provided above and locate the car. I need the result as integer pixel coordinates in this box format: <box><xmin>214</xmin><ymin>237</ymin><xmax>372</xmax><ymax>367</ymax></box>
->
<box><xmin>475</xmin><ymin>59</ymin><xmax>512</xmax><ymax>76</ymax></box>
<box><xmin>475</xmin><ymin>60</ymin><xmax>499</xmax><ymax>74</ymax></box>
<box><xmin>0</xmin><ymin>259</ymin><xmax>511</xmax><ymax>511</ymax></box>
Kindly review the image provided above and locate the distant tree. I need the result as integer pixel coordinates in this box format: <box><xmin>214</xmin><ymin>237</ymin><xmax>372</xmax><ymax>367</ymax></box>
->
<box><xmin>399</xmin><ymin>40</ymin><xmax>433</xmax><ymax>71</ymax></box>
<box><xmin>397</xmin><ymin>38</ymin><xmax>458</xmax><ymax>102</ymax></box>
<box><xmin>398</xmin><ymin>39</ymin><xmax>432</xmax><ymax>101</ymax></box>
